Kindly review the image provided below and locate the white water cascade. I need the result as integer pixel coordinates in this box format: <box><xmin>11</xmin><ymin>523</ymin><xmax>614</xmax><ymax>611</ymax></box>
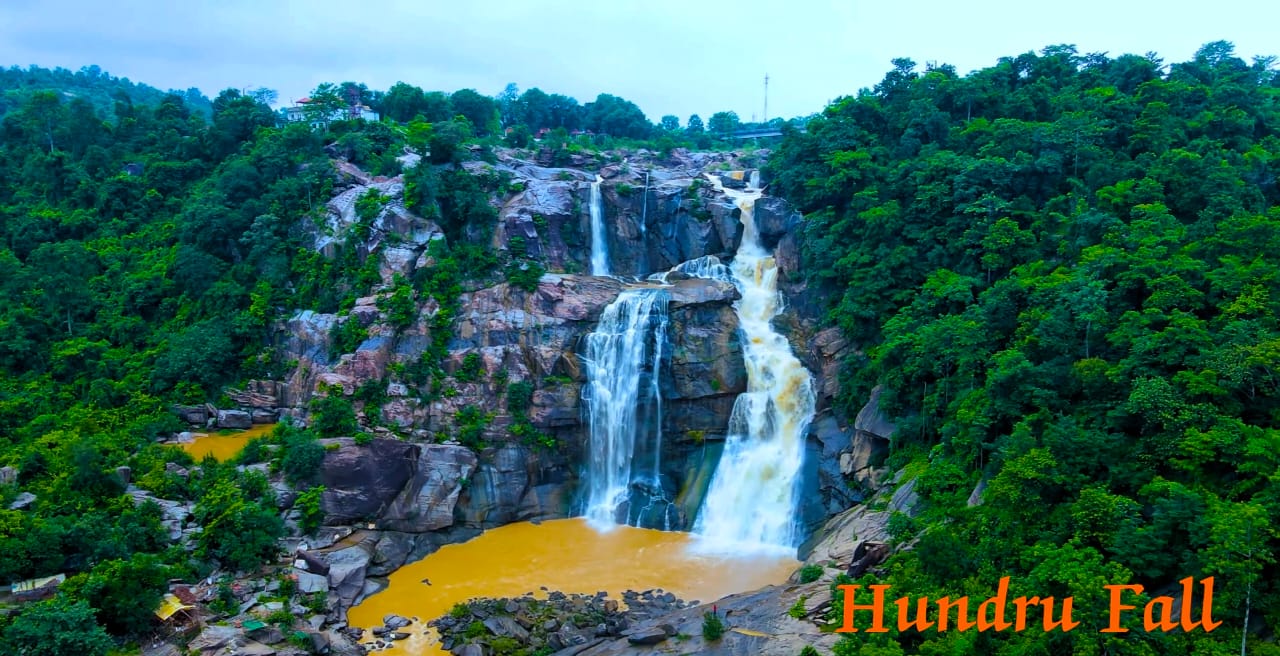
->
<box><xmin>582</xmin><ymin>289</ymin><xmax>671</xmax><ymax>528</ymax></box>
<box><xmin>693</xmin><ymin>174</ymin><xmax>817</xmax><ymax>552</ymax></box>
<box><xmin>589</xmin><ymin>175</ymin><xmax>610</xmax><ymax>276</ymax></box>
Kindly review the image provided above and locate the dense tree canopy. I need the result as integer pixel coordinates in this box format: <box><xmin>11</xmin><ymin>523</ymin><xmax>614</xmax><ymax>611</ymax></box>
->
<box><xmin>768</xmin><ymin>41</ymin><xmax>1280</xmax><ymax>654</ymax></box>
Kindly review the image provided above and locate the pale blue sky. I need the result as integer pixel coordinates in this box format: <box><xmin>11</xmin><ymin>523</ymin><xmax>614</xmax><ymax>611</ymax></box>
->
<box><xmin>1</xmin><ymin>0</ymin><xmax>1276</xmax><ymax>122</ymax></box>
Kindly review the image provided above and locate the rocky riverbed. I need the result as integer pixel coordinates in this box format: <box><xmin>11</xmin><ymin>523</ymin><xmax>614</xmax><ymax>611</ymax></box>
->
<box><xmin>425</xmin><ymin>589</ymin><xmax>697</xmax><ymax>655</ymax></box>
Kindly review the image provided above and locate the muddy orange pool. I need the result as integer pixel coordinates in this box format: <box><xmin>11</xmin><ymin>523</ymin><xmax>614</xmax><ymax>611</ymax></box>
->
<box><xmin>347</xmin><ymin>517</ymin><xmax>799</xmax><ymax>655</ymax></box>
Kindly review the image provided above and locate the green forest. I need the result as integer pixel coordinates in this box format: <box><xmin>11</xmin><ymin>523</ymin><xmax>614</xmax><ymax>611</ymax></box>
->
<box><xmin>0</xmin><ymin>38</ymin><xmax>1278</xmax><ymax>655</ymax></box>
<box><xmin>769</xmin><ymin>42</ymin><xmax>1280</xmax><ymax>654</ymax></box>
<box><xmin>0</xmin><ymin>65</ymin><xmax>776</xmax><ymax>653</ymax></box>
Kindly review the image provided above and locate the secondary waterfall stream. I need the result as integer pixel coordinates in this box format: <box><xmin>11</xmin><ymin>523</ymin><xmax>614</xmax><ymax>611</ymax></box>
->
<box><xmin>581</xmin><ymin>289</ymin><xmax>671</xmax><ymax>527</ymax></box>
<box><xmin>589</xmin><ymin>175</ymin><xmax>610</xmax><ymax>275</ymax></box>
<box><xmin>693</xmin><ymin>174</ymin><xmax>817</xmax><ymax>552</ymax></box>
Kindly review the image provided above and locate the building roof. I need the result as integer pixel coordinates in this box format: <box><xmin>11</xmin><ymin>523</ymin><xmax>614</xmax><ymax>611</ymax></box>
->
<box><xmin>154</xmin><ymin>593</ymin><xmax>195</xmax><ymax>622</ymax></box>
<box><xmin>11</xmin><ymin>573</ymin><xmax>65</xmax><ymax>595</ymax></box>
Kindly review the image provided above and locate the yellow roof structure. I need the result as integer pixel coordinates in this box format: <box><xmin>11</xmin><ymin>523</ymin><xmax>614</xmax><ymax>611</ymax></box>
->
<box><xmin>154</xmin><ymin>593</ymin><xmax>195</xmax><ymax>621</ymax></box>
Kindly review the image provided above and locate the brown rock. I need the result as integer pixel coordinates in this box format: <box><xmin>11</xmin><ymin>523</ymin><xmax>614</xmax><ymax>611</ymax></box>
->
<box><xmin>320</xmin><ymin>439</ymin><xmax>418</xmax><ymax>524</ymax></box>
<box><xmin>379</xmin><ymin>445</ymin><xmax>478</xmax><ymax>532</ymax></box>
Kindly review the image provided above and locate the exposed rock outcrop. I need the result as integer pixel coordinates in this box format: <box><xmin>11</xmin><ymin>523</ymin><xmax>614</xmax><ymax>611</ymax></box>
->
<box><xmin>802</xmin><ymin>474</ymin><xmax>920</xmax><ymax>569</ymax></box>
<box><xmin>319</xmin><ymin>438</ymin><xmax>418</xmax><ymax>525</ymax></box>
<box><xmin>431</xmin><ymin>590</ymin><xmax>698</xmax><ymax>655</ymax></box>
<box><xmin>380</xmin><ymin>444</ymin><xmax>478</xmax><ymax>532</ymax></box>
<box><xmin>575</xmin><ymin>582</ymin><xmax>839</xmax><ymax>656</ymax></box>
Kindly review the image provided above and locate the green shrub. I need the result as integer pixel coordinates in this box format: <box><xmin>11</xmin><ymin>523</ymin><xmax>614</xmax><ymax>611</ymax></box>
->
<box><xmin>354</xmin><ymin>378</ymin><xmax>387</xmax><ymax>412</ymax></box>
<box><xmin>886</xmin><ymin>511</ymin><xmax>916</xmax><ymax>543</ymax></box>
<box><xmin>328</xmin><ymin>316</ymin><xmax>367</xmax><ymax>358</ymax></box>
<box><xmin>456</xmin><ymin>352</ymin><xmax>484</xmax><ymax>383</ymax></box>
<box><xmin>210</xmin><ymin>578</ymin><xmax>238</xmax><ymax>615</ymax></box>
<box><xmin>282</xmin><ymin>433</ymin><xmax>325</xmax><ymax>485</ymax></box>
<box><xmin>61</xmin><ymin>553</ymin><xmax>170</xmax><ymax>636</ymax></box>
<box><xmin>278</xmin><ymin>574</ymin><xmax>297</xmax><ymax>599</ymax></box>
<box><xmin>800</xmin><ymin>647</ymin><xmax>820</xmax><ymax>656</ymax></box>
<box><xmin>489</xmin><ymin>636</ymin><xmax>524</xmax><ymax>654</ymax></box>
<box><xmin>798</xmin><ymin>564</ymin><xmax>824</xmax><ymax>584</ymax></box>
<box><xmin>288</xmin><ymin>631</ymin><xmax>314</xmax><ymax>652</ymax></box>
<box><xmin>378</xmin><ymin>277</ymin><xmax>417</xmax><ymax>329</ymax></box>
<box><xmin>454</xmin><ymin>405</ymin><xmax>492</xmax><ymax>450</ymax></box>
<box><xmin>788</xmin><ymin>595</ymin><xmax>807</xmax><ymax>619</ymax></box>
<box><xmin>701</xmin><ymin>609</ymin><xmax>721</xmax><ymax>640</ymax></box>
<box><xmin>267</xmin><ymin>607</ymin><xmax>295</xmax><ymax>627</ymax></box>
<box><xmin>492</xmin><ymin>367</ymin><xmax>510</xmax><ymax>390</ymax></box>
<box><xmin>464</xmin><ymin>619</ymin><xmax>489</xmax><ymax>639</ymax></box>
<box><xmin>295</xmin><ymin>485</ymin><xmax>325</xmax><ymax>534</ymax></box>
<box><xmin>2</xmin><ymin>597</ymin><xmax>112</xmax><ymax>656</ymax></box>
<box><xmin>508</xmin><ymin>235</ymin><xmax>528</xmax><ymax>258</ymax></box>
<box><xmin>303</xmin><ymin>591</ymin><xmax>327</xmax><ymax>615</ymax></box>
<box><xmin>506</xmin><ymin>380</ymin><xmax>534</xmax><ymax>415</ymax></box>
<box><xmin>702</xmin><ymin>611</ymin><xmax>725</xmax><ymax>641</ymax></box>
<box><xmin>194</xmin><ymin>479</ymin><xmax>284</xmax><ymax>571</ymax></box>
<box><xmin>309</xmin><ymin>389</ymin><xmax>357</xmax><ymax>438</ymax></box>
<box><xmin>504</xmin><ymin>259</ymin><xmax>545</xmax><ymax>292</ymax></box>
<box><xmin>236</xmin><ymin>436</ymin><xmax>269</xmax><ymax>465</ymax></box>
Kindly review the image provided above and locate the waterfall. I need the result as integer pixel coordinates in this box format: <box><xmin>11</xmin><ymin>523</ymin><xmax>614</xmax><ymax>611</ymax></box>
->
<box><xmin>749</xmin><ymin>169</ymin><xmax>761</xmax><ymax>189</ymax></box>
<box><xmin>693</xmin><ymin>175</ymin><xmax>816</xmax><ymax>552</ymax></box>
<box><xmin>582</xmin><ymin>289</ymin><xmax>670</xmax><ymax>528</ymax></box>
<box><xmin>646</xmin><ymin>255</ymin><xmax>735</xmax><ymax>284</ymax></box>
<box><xmin>640</xmin><ymin>170</ymin><xmax>650</xmax><ymax>234</ymax></box>
<box><xmin>589</xmin><ymin>176</ymin><xmax>610</xmax><ymax>276</ymax></box>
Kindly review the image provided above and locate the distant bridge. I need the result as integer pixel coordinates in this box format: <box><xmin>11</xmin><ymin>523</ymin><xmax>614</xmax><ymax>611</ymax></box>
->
<box><xmin>720</xmin><ymin>126</ymin><xmax>807</xmax><ymax>140</ymax></box>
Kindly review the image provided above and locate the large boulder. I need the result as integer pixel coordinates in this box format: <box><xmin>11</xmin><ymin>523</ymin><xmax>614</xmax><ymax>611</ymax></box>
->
<box><xmin>326</xmin><ymin>545</ymin><xmax>372</xmax><ymax>610</ymax></box>
<box><xmin>379</xmin><ymin>445</ymin><xmax>478</xmax><ymax>532</ymax></box>
<box><xmin>803</xmin><ymin>475</ymin><xmax>920</xmax><ymax>568</ymax></box>
<box><xmin>667</xmin><ymin>301</ymin><xmax>744</xmax><ymax>402</ymax></box>
<box><xmin>459</xmin><ymin>446</ymin><xmax>534</xmax><ymax>527</ymax></box>
<box><xmin>216</xmin><ymin>409</ymin><xmax>253</xmax><ymax>429</ymax></box>
<box><xmin>368</xmin><ymin>532</ymin><xmax>417</xmax><ymax>577</ymax></box>
<box><xmin>582</xmin><ymin>582</ymin><xmax>838</xmax><ymax>656</ymax></box>
<box><xmin>808</xmin><ymin>413</ymin><xmax>862</xmax><ymax>518</ymax></box>
<box><xmin>666</xmin><ymin>277</ymin><xmax>738</xmax><ymax>308</ymax></box>
<box><xmin>172</xmin><ymin>405</ymin><xmax>209</xmax><ymax>425</ymax></box>
<box><xmin>320</xmin><ymin>439</ymin><xmax>418</xmax><ymax>525</ymax></box>
<box><xmin>497</xmin><ymin>176</ymin><xmax>579</xmax><ymax>271</ymax></box>
<box><xmin>846</xmin><ymin>386</ymin><xmax>893</xmax><ymax>489</ymax></box>
<box><xmin>752</xmin><ymin>196</ymin><xmax>803</xmax><ymax>248</ymax></box>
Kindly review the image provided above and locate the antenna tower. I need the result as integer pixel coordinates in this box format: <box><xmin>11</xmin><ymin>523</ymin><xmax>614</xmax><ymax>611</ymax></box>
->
<box><xmin>763</xmin><ymin>73</ymin><xmax>769</xmax><ymax>123</ymax></box>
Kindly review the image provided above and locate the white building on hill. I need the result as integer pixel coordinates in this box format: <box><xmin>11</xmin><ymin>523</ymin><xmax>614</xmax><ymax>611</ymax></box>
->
<box><xmin>284</xmin><ymin>97</ymin><xmax>380</xmax><ymax>128</ymax></box>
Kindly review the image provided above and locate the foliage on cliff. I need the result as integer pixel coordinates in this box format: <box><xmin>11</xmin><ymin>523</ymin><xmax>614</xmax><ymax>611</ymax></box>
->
<box><xmin>0</xmin><ymin>72</ymin><xmax>492</xmax><ymax>647</ymax></box>
<box><xmin>0</xmin><ymin>63</ymin><xmax>741</xmax><ymax>649</ymax></box>
<box><xmin>769</xmin><ymin>42</ymin><xmax>1280</xmax><ymax>653</ymax></box>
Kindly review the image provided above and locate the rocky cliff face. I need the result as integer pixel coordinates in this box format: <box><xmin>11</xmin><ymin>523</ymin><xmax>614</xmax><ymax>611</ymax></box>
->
<box><xmin>196</xmin><ymin>146</ymin><xmax>884</xmax><ymax>556</ymax></box>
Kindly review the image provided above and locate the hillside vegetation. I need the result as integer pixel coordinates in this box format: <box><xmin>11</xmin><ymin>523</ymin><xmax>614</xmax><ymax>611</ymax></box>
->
<box><xmin>769</xmin><ymin>41</ymin><xmax>1280</xmax><ymax>654</ymax></box>
<box><xmin>0</xmin><ymin>66</ymin><xmax>768</xmax><ymax>653</ymax></box>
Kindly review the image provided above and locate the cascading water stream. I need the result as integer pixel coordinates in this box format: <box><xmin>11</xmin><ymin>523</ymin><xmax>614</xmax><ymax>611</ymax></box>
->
<box><xmin>693</xmin><ymin>173</ymin><xmax>816</xmax><ymax>553</ymax></box>
<box><xmin>582</xmin><ymin>289</ymin><xmax>670</xmax><ymax>528</ymax></box>
<box><xmin>589</xmin><ymin>175</ymin><xmax>610</xmax><ymax>276</ymax></box>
